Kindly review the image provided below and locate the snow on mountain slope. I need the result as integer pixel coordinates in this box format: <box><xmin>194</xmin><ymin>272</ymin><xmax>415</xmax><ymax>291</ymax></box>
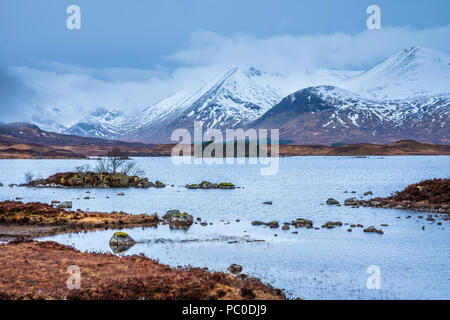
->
<box><xmin>123</xmin><ymin>66</ymin><xmax>288</xmax><ymax>141</ymax></box>
<box><xmin>122</xmin><ymin>66</ymin><xmax>358</xmax><ymax>142</ymax></box>
<box><xmin>65</xmin><ymin>108</ymin><xmax>128</xmax><ymax>138</ymax></box>
<box><xmin>252</xmin><ymin>85</ymin><xmax>450</xmax><ymax>145</ymax></box>
<box><xmin>341</xmin><ymin>47</ymin><xmax>450</xmax><ymax>99</ymax></box>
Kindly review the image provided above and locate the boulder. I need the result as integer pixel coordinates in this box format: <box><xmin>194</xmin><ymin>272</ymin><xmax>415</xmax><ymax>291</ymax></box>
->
<box><xmin>291</xmin><ymin>218</ymin><xmax>313</xmax><ymax>229</ymax></box>
<box><xmin>57</xmin><ymin>201</ymin><xmax>72</xmax><ymax>209</ymax></box>
<box><xmin>109</xmin><ymin>232</ymin><xmax>136</xmax><ymax>253</ymax></box>
<box><xmin>267</xmin><ymin>221</ymin><xmax>279</xmax><ymax>228</ymax></box>
<box><xmin>282</xmin><ymin>225</ymin><xmax>290</xmax><ymax>230</ymax></box>
<box><xmin>321</xmin><ymin>221</ymin><xmax>343</xmax><ymax>229</ymax></box>
<box><xmin>155</xmin><ymin>180</ymin><xmax>166</xmax><ymax>188</ymax></box>
<box><xmin>227</xmin><ymin>264</ymin><xmax>243</xmax><ymax>274</ymax></box>
<box><xmin>344</xmin><ymin>197</ymin><xmax>360</xmax><ymax>206</ymax></box>
<box><xmin>363</xmin><ymin>226</ymin><xmax>384</xmax><ymax>234</ymax></box>
<box><xmin>263</xmin><ymin>201</ymin><xmax>273</xmax><ymax>205</ymax></box>
<box><xmin>364</xmin><ymin>191</ymin><xmax>373</xmax><ymax>196</ymax></box>
<box><xmin>251</xmin><ymin>220</ymin><xmax>265</xmax><ymax>226</ymax></box>
<box><xmin>162</xmin><ymin>210</ymin><xmax>194</xmax><ymax>229</ymax></box>
<box><xmin>326</xmin><ymin>198</ymin><xmax>340</xmax><ymax>205</ymax></box>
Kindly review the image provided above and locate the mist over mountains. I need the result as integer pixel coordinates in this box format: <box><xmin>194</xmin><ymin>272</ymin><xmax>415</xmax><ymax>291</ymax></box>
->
<box><xmin>30</xmin><ymin>47</ymin><xmax>450</xmax><ymax>145</ymax></box>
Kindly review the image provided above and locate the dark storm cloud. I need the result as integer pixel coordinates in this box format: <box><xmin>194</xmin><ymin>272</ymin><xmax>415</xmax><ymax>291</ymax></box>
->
<box><xmin>0</xmin><ymin>67</ymin><xmax>34</xmax><ymax>123</ymax></box>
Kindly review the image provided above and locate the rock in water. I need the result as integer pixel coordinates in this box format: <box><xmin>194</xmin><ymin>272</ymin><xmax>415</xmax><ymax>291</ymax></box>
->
<box><xmin>326</xmin><ymin>198</ymin><xmax>340</xmax><ymax>205</ymax></box>
<box><xmin>291</xmin><ymin>218</ymin><xmax>313</xmax><ymax>229</ymax></box>
<box><xmin>109</xmin><ymin>232</ymin><xmax>136</xmax><ymax>253</ymax></box>
<box><xmin>162</xmin><ymin>210</ymin><xmax>194</xmax><ymax>229</ymax></box>
<box><xmin>227</xmin><ymin>264</ymin><xmax>243</xmax><ymax>274</ymax></box>
<box><xmin>344</xmin><ymin>197</ymin><xmax>360</xmax><ymax>206</ymax></box>
<box><xmin>57</xmin><ymin>201</ymin><xmax>72</xmax><ymax>209</ymax></box>
<box><xmin>363</xmin><ymin>226</ymin><xmax>384</xmax><ymax>234</ymax></box>
<box><xmin>263</xmin><ymin>201</ymin><xmax>273</xmax><ymax>205</ymax></box>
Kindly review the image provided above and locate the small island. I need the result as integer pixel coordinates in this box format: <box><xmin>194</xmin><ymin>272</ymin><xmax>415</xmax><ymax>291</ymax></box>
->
<box><xmin>367</xmin><ymin>178</ymin><xmax>449</xmax><ymax>213</ymax></box>
<box><xmin>186</xmin><ymin>181</ymin><xmax>236</xmax><ymax>189</ymax></box>
<box><xmin>21</xmin><ymin>148</ymin><xmax>166</xmax><ymax>189</ymax></box>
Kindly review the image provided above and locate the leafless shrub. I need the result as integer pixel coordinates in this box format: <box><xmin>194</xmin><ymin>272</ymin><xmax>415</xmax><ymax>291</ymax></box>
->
<box><xmin>95</xmin><ymin>148</ymin><xmax>144</xmax><ymax>177</ymax></box>
<box><xmin>24</xmin><ymin>171</ymin><xmax>34</xmax><ymax>184</ymax></box>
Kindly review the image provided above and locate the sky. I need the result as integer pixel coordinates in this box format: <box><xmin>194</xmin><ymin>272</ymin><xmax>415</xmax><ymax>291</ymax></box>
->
<box><xmin>1</xmin><ymin>0</ymin><xmax>450</xmax><ymax>124</ymax></box>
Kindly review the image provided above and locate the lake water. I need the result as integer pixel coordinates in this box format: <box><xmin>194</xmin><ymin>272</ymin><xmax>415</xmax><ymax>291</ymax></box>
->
<box><xmin>1</xmin><ymin>156</ymin><xmax>449</xmax><ymax>299</ymax></box>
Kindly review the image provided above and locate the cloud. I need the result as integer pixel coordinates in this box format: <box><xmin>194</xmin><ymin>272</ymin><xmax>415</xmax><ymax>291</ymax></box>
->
<box><xmin>2</xmin><ymin>24</ymin><xmax>449</xmax><ymax>126</ymax></box>
<box><xmin>169</xmin><ymin>25</ymin><xmax>450</xmax><ymax>71</ymax></box>
<box><xmin>6</xmin><ymin>64</ymin><xmax>230</xmax><ymax>127</ymax></box>
<box><xmin>0</xmin><ymin>67</ymin><xmax>35</xmax><ymax>122</ymax></box>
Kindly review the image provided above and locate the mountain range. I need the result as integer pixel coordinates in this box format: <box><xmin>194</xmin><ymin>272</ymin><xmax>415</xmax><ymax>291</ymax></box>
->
<box><xmin>34</xmin><ymin>47</ymin><xmax>449</xmax><ymax>145</ymax></box>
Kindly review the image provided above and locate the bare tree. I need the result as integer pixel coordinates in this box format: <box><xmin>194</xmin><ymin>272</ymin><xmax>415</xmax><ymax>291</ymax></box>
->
<box><xmin>95</xmin><ymin>148</ymin><xmax>144</xmax><ymax>176</ymax></box>
<box><xmin>106</xmin><ymin>148</ymin><xmax>128</xmax><ymax>174</ymax></box>
<box><xmin>24</xmin><ymin>171</ymin><xmax>34</xmax><ymax>184</ymax></box>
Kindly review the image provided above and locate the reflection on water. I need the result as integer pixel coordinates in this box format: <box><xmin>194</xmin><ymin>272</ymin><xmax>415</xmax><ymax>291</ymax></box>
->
<box><xmin>1</xmin><ymin>156</ymin><xmax>449</xmax><ymax>299</ymax></box>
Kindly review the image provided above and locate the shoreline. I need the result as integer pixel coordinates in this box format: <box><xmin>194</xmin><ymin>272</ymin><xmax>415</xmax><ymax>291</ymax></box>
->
<box><xmin>0</xmin><ymin>201</ymin><xmax>285</xmax><ymax>300</ymax></box>
<box><xmin>0</xmin><ymin>240</ymin><xmax>285</xmax><ymax>300</ymax></box>
<box><xmin>1</xmin><ymin>140</ymin><xmax>449</xmax><ymax>159</ymax></box>
<box><xmin>0</xmin><ymin>200</ymin><xmax>159</xmax><ymax>240</ymax></box>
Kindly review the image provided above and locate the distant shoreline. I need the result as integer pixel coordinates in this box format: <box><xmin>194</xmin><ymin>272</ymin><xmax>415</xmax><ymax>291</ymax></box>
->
<box><xmin>1</xmin><ymin>122</ymin><xmax>449</xmax><ymax>159</ymax></box>
<box><xmin>1</xmin><ymin>140</ymin><xmax>449</xmax><ymax>159</ymax></box>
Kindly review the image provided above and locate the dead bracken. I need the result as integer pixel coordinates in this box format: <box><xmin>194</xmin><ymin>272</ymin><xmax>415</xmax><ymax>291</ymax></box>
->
<box><xmin>0</xmin><ymin>200</ymin><xmax>159</xmax><ymax>239</ymax></box>
<box><xmin>0</xmin><ymin>240</ymin><xmax>286</xmax><ymax>300</ymax></box>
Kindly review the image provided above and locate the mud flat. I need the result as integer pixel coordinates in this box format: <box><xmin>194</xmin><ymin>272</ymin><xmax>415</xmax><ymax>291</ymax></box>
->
<box><xmin>0</xmin><ymin>240</ymin><xmax>285</xmax><ymax>300</ymax></box>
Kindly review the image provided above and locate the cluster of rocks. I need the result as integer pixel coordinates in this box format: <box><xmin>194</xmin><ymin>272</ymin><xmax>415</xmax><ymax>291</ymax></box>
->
<box><xmin>321</xmin><ymin>221</ymin><xmax>343</xmax><ymax>229</ymax></box>
<box><xmin>291</xmin><ymin>218</ymin><xmax>314</xmax><ymax>229</ymax></box>
<box><xmin>252</xmin><ymin>218</ymin><xmax>314</xmax><ymax>230</ymax></box>
<box><xmin>185</xmin><ymin>181</ymin><xmax>235</xmax><ymax>189</ymax></box>
<box><xmin>162</xmin><ymin>209</ymin><xmax>194</xmax><ymax>229</ymax></box>
<box><xmin>363</xmin><ymin>226</ymin><xmax>384</xmax><ymax>234</ymax></box>
<box><xmin>51</xmin><ymin>200</ymin><xmax>72</xmax><ymax>209</ymax></box>
<box><xmin>251</xmin><ymin>220</ymin><xmax>279</xmax><ymax>228</ymax></box>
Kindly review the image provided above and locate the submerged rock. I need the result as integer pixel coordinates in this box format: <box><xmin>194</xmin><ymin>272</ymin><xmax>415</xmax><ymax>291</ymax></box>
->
<box><xmin>109</xmin><ymin>232</ymin><xmax>136</xmax><ymax>253</ymax></box>
<box><xmin>251</xmin><ymin>220</ymin><xmax>279</xmax><ymax>228</ymax></box>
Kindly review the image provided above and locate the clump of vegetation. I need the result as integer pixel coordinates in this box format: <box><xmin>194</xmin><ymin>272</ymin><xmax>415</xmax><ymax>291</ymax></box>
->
<box><xmin>23</xmin><ymin>148</ymin><xmax>165</xmax><ymax>189</ymax></box>
<box><xmin>388</xmin><ymin>178</ymin><xmax>449</xmax><ymax>205</ymax></box>
<box><xmin>113</xmin><ymin>232</ymin><xmax>130</xmax><ymax>238</ymax></box>
<box><xmin>186</xmin><ymin>181</ymin><xmax>236</xmax><ymax>189</ymax></box>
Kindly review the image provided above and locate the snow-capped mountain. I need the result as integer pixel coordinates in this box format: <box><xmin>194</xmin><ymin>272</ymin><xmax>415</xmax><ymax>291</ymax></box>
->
<box><xmin>251</xmin><ymin>85</ymin><xmax>450</xmax><ymax>145</ymax></box>
<box><xmin>65</xmin><ymin>108</ymin><xmax>128</xmax><ymax>138</ymax></box>
<box><xmin>341</xmin><ymin>47</ymin><xmax>450</xmax><ymax>99</ymax></box>
<box><xmin>123</xmin><ymin>66</ymin><xmax>287</xmax><ymax>142</ymax></box>
<box><xmin>29</xmin><ymin>46</ymin><xmax>450</xmax><ymax>145</ymax></box>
